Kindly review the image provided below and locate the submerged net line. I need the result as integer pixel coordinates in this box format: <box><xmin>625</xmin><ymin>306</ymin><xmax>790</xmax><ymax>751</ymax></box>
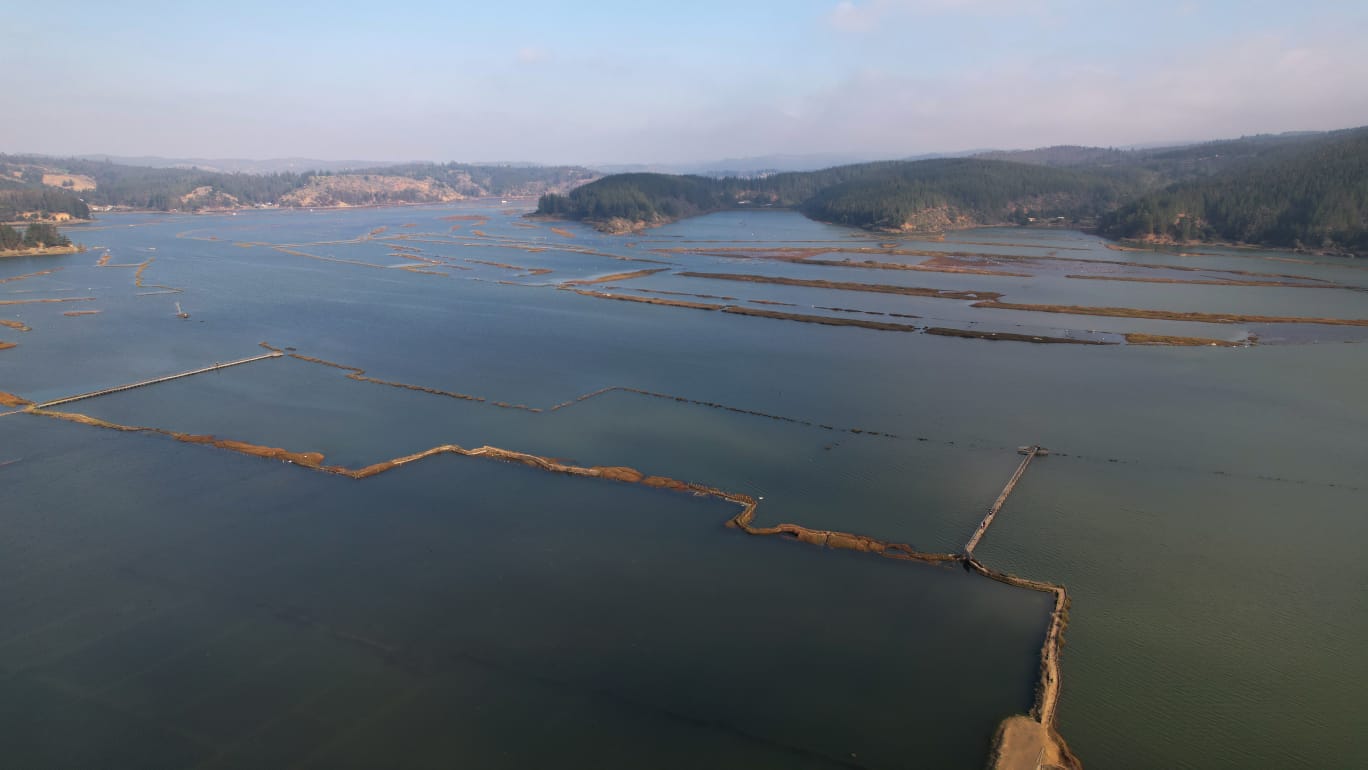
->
<box><xmin>256</xmin><ymin>342</ymin><xmax>913</xmax><ymax>441</ymax></box>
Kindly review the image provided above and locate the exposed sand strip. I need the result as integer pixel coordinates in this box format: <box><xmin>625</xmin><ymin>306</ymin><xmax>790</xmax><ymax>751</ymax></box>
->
<box><xmin>679</xmin><ymin>272</ymin><xmax>1003</xmax><ymax>300</ymax></box>
<box><xmin>0</xmin><ymin>297</ymin><xmax>96</xmax><ymax>306</ymax></box>
<box><xmin>0</xmin><ymin>268</ymin><xmax>63</xmax><ymax>285</ymax></box>
<box><xmin>0</xmin><ymin>390</ymin><xmax>31</xmax><ymax>407</ymax></box>
<box><xmin>1125</xmin><ymin>333</ymin><xmax>1249</xmax><ymax>347</ymax></box>
<box><xmin>1064</xmin><ymin>273</ymin><xmax>1339</xmax><ymax>289</ymax></box>
<box><xmin>972</xmin><ymin>300</ymin><xmax>1368</xmax><ymax>327</ymax></box>
<box><xmin>559</xmin><ymin>268</ymin><xmax>668</xmax><ymax>287</ymax></box>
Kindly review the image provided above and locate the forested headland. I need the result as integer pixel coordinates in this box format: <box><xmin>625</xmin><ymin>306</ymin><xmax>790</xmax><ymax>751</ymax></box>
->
<box><xmin>538</xmin><ymin>127</ymin><xmax>1368</xmax><ymax>254</ymax></box>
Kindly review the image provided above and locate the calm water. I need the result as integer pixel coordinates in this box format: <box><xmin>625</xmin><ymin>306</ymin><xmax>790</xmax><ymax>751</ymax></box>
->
<box><xmin>3</xmin><ymin>204</ymin><xmax>1366</xmax><ymax>768</ymax></box>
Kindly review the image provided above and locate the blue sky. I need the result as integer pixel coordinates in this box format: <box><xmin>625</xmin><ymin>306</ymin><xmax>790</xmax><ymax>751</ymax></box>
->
<box><xmin>4</xmin><ymin>0</ymin><xmax>1367</xmax><ymax>164</ymax></box>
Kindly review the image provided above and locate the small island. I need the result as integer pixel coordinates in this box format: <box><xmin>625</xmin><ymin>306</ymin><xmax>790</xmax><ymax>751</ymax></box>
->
<box><xmin>0</xmin><ymin>222</ymin><xmax>80</xmax><ymax>257</ymax></box>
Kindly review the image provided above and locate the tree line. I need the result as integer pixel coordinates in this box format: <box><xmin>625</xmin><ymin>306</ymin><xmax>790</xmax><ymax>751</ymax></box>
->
<box><xmin>540</xmin><ymin>128</ymin><xmax>1368</xmax><ymax>253</ymax></box>
<box><xmin>0</xmin><ymin>188</ymin><xmax>91</xmax><ymax>222</ymax></box>
<box><xmin>1096</xmin><ymin>128</ymin><xmax>1368</xmax><ymax>252</ymax></box>
<box><xmin>538</xmin><ymin>159</ymin><xmax>1137</xmax><ymax>231</ymax></box>
<box><xmin>0</xmin><ymin>222</ymin><xmax>71</xmax><ymax>251</ymax></box>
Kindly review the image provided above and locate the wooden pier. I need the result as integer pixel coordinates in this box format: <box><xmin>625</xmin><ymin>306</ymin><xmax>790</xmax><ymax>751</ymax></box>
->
<box><xmin>965</xmin><ymin>445</ymin><xmax>1040</xmax><ymax>556</ymax></box>
<box><xmin>33</xmin><ymin>351</ymin><xmax>283</xmax><ymax>410</ymax></box>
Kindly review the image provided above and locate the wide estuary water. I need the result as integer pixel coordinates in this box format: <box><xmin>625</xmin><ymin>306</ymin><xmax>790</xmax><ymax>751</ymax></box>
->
<box><xmin>2</xmin><ymin>204</ymin><xmax>1365</xmax><ymax>768</ymax></box>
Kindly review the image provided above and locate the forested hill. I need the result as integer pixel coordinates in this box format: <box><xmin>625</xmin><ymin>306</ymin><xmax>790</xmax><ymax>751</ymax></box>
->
<box><xmin>1096</xmin><ymin>128</ymin><xmax>1368</xmax><ymax>254</ymax></box>
<box><xmin>536</xmin><ymin>159</ymin><xmax>1141</xmax><ymax>233</ymax></box>
<box><xmin>0</xmin><ymin>156</ymin><xmax>598</xmax><ymax>215</ymax></box>
<box><xmin>798</xmin><ymin>159</ymin><xmax>1133</xmax><ymax>230</ymax></box>
<box><xmin>538</xmin><ymin>128</ymin><xmax>1368</xmax><ymax>254</ymax></box>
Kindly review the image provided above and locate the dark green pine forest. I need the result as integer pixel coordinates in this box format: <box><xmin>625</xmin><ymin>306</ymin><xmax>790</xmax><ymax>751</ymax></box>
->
<box><xmin>1096</xmin><ymin>129</ymin><xmax>1368</xmax><ymax>252</ymax></box>
<box><xmin>540</xmin><ymin>127</ymin><xmax>1368</xmax><ymax>254</ymax></box>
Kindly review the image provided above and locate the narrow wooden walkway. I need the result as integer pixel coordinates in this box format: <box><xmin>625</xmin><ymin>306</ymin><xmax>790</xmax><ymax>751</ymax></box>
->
<box><xmin>33</xmin><ymin>352</ymin><xmax>283</xmax><ymax>410</ymax></box>
<box><xmin>965</xmin><ymin>446</ymin><xmax>1039</xmax><ymax>555</ymax></box>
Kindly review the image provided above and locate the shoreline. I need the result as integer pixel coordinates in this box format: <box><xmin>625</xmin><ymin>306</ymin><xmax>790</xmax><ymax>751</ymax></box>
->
<box><xmin>536</xmin><ymin>205</ymin><xmax>1367</xmax><ymax>259</ymax></box>
<box><xmin>0</xmin><ymin>244</ymin><xmax>84</xmax><ymax>259</ymax></box>
<box><xmin>1110</xmin><ymin>235</ymin><xmax>1364</xmax><ymax>259</ymax></box>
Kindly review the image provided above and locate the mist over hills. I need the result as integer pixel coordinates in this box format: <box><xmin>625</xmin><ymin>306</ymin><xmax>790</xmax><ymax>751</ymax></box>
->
<box><xmin>72</xmin><ymin>155</ymin><xmax>391</xmax><ymax>175</ymax></box>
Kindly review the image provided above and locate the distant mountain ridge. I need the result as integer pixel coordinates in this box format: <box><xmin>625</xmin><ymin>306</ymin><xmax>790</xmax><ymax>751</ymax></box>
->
<box><xmin>0</xmin><ymin>155</ymin><xmax>600</xmax><ymax>217</ymax></box>
<box><xmin>73</xmin><ymin>155</ymin><xmax>390</xmax><ymax>174</ymax></box>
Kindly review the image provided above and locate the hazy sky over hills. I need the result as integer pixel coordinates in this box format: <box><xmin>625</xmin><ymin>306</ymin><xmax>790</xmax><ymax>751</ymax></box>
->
<box><xmin>5</xmin><ymin>0</ymin><xmax>1367</xmax><ymax>164</ymax></box>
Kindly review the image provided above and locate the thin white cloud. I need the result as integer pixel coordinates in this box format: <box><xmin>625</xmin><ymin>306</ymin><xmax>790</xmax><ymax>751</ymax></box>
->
<box><xmin>610</xmin><ymin>30</ymin><xmax>1368</xmax><ymax>164</ymax></box>
<box><xmin>516</xmin><ymin>46</ymin><xmax>550</xmax><ymax>64</ymax></box>
<box><xmin>828</xmin><ymin>0</ymin><xmax>1045</xmax><ymax>31</ymax></box>
<box><xmin>794</xmin><ymin>32</ymin><xmax>1368</xmax><ymax>151</ymax></box>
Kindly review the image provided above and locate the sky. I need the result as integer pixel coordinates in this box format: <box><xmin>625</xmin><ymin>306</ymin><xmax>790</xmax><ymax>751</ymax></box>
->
<box><xmin>4</xmin><ymin>0</ymin><xmax>1368</xmax><ymax>165</ymax></box>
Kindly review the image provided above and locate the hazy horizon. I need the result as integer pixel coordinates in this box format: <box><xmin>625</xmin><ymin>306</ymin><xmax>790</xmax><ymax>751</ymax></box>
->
<box><xmin>4</xmin><ymin>1</ymin><xmax>1367</xmax><ymax>165</ymax></box>
<box><xmin>11</xmin><ymin>130</ymin><xmax>1349</xmax><ymax>172</ymax></box>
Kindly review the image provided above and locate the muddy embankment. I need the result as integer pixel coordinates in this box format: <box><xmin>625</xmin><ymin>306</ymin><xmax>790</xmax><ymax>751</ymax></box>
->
<box><xmin>464</xmin><ymin>259</ymin><xmax>551</xmax><ymax>276</ymax></box>
<box><xmin>662</xmin><ymin>244</ymin><xmax>1355</xmax><ymax>289</ymax></box>
<box><xmin>925</xmin><ymin>327</ymin><xmax>1110</xmax><ymax>345</ymax></box>
<box><xmin>721</xmin><ymin>305</ymin><xmax>925</xmax><ymax>332</ymax></box>
<box><xmin>1064</xmin><ymin>273</ymin><xmax>1338</xmax><ymax>290</ymax></box>
<box><xmin>972</xmin><ymin>300</ymin><xmax>1368</xmax><ymax>327</ymax></box>
<box><xmin>559</xmin><ymin>268</ymin><xmax>669</xmax><ymax>287</ymax></box>
<box><xmin>0</xmin><ymin>390</ymin><xmax>32</xmax><ymax>407</ymax></box>
<box><xmin>677</xmin><ymin>271</ymin><xmax>1003</xmax><ymax>301</ymax></box>
<box><xmin>960</xmin><ymin>448</ymin><xmax>1078</xmax><ymax>768</ymax></box>
<box><xmin>569</xmin><ymin>288</ymin><xmax>1112</xmax><ymax>344</ymax></box>
<box><xmin>1124</xmin><ymin>333</ymin><xmax>1248</xmax><ymax>347</ymax></box>
<box><xmin>0</xmin><ymin>268</ymin><xmax>64</xmax><ymax>285</ymax></box>
<box><xmin>0</xmin><ymin>297</ymin><xmax>95</xmax><ymax>307</ymax></box>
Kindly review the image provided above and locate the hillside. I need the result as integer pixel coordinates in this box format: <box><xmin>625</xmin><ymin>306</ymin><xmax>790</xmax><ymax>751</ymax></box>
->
<box><xmin>539</xmin><ymin>128</ymin><xmax>1368</xmax><ymax>253</ymax></box>
<box><xmin>0</xmin><ymin>187</ymin><xmax>91</xmax><ymax>223</ymax></box>
<box><xmin>0</xmin><ymin>155</ymin><xmax>598</xmax><ymax>213</ymax></box>
<box><xmin>798</xmin><ymin>159</ymin><xmax>1134</xmax><ymax>230</ymax></box>
<box><xmin>537</xmin><ymin>159</ymin><xmax>1139</xmax><ymax>233</ymax></box>
<box><xmin>1096</xmin><ymin>128</ymin><xmax>1368</xmax><ymax>254</ymax></box>
<box><xmin>278</xmin><ymin>174</ymin><xmax>464</xmax><ymax>208</ymax></box>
